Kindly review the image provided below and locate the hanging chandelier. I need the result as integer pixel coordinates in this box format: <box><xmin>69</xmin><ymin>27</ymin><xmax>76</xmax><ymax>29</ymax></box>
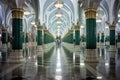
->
<box><xmin>55</xmin><ymin>11</ymin><xmax>62</xmax><ymax>17</ymax></box>
<box><xmin>55</xmin><ymin>0</ymin><xmax>64</xmax><ymax>8</ymax></box>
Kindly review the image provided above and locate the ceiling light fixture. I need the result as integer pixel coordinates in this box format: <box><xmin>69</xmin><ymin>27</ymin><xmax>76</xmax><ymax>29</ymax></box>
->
<box><xmin>57</xmin><ymin>21</ymin><xmax>62</xmax><ymax>24</ymax></box>
<box><xmin>31</xmin><ymin>21</ymin><xmax>35</xmax><ymax>25</ymax></box>
<box><xmin>55</xmin><ymin>0</ymin><xmax>64</xmax><ymax>8</ymax></box>
<box><xmin>24</xmin><ymin>11</ymin><xmax>30</xmax><ymax>15</ymax></box>
<box><xmin>118</xmin><ymin>14</ymin><xmax>120</xmax><ymax>17</ymax></box>
<box><xmin>55</xmin><ymin>11</ymin><xmax>62</xmax><ymax>17</ymax></box>
<box><xmin>96</xmin><ymin>19</ymin><xmax>102</xmax><ymax>23</ymax></box>
<box><xmin>118</xmin><ymin>19</ymin><xmax>120</xmax><ymax>22</ymax></box>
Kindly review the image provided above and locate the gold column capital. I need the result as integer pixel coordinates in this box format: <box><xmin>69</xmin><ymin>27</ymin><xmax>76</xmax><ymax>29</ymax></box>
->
<box><xmin>109</xmin><ymin>24</ymin><xmax>115</xmax><ymax>30</ymax></box>
<box><xmin>101</xmin><ymin>33</ymin><xmax>104</xmax><ymax>35</ymax></box>
<box><xmin>118</xmin><ymin>32</ymin><xmax>120</xmax><ymax>36</ymax></box>
<box><xmin>68</xmin><ymin>30</ymin><xmax>73</xmax><ymax>34</ymax></box>
<box><xmin>85</xmin><ymin>8</ymin><xmax>97</xmax><ymax>19</ymax></box>
<box><xmin>2</xmin><ymin>28</ymin><xmax>7</xmax><ymax>32</ymax></box>
<box><xmin>75</xmin><ymin>25</ymin><xmax>80</xmax><ymax>30</ymax></box>
<box><xmin>37</xmin><ymin>25</ymin><xmax>43</xmax><ymax>30</ymax></box>
<box><xmin>12</xmin><ymin>8</ymin><xmax>24</xmax><ymax>19</ymax></box>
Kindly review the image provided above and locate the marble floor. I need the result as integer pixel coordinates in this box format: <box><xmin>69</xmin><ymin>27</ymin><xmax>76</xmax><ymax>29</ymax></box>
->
<box><xmin>0</xmin><ymin>44</ymin><xmax>120</xmax><ymax>80</ymax></box>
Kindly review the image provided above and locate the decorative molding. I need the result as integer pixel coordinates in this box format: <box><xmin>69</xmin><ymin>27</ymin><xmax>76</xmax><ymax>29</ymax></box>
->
<box><xmin>2</xmin><ymin>28</ymin><xmax>7</xmax><ymax>33</ymax></box>
<box><xmin>85</xmin><ymin>8</ymin><xmax>97</xmax><ymax>19</ymax></box>
<box><xmin>37</xmin><ymin>25</ymin><xmax>43</xmax><ymax>30</ymax></box>
<box><xmin>75</xmin><ymin>25</ymin><xmax>80</xmax><ymax>30</ymax></box>
<box><xmin>109</xmin><ymin>24</ymin><xmax>115</xmax><ymax>30</ymax></box>
<box><xmin>12</xmin><ymin>8</ymin><xmax>24</xmax><ymax>19</ymax></box>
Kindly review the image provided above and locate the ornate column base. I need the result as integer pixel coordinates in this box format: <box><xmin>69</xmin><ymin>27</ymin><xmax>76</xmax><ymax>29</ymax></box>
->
<box><xmin>37</xmin><ymin>46</ymin><xmax>43</xmax><ymax>51</ymax></box>
<box><xmin>109</xmin><ymin>45</ymin><xmax>116</xmax><ymax>51</ymax></box>
<box><xmin>37</xmin><ymin>45</ymin><xmax>44</xmax><ymax>65</ymax></box>
<box><xmin>2</xmin><ymin>44</ymin><xmax>7</xmax><ymax>52</ymax></box>
<box><xmin>81</xmin><ymin>42</ymin><xmax>86</xmax><ymax>47</ymax></box>
<box><xmin>74</xmin><ymin>45</ymin><xmax>80</xmax><ymax>65</ymax></box>
<box><xmin>100</xmin><ymin>43</ymin><xmax>105</xmax><ymax>46</ymax></box>
<box><xmin>9</xmin><ymin>50</ymin><xmax>24</xmax><ymax>63</ymax></box>
<box><xmin>105</xmin><ymin>42</ymin><xmax>110</xmax><ymax>46</ymax></box>
<box><xmin>1</xmin><ymin>44</ymin><xmax>7</xmax><ymax>62</ymax></box>
<box><xmin>117</xmin><ymin>43</ymin><xmax>120</xmax><ymax>48</ymax></box>
<box><xmin>97</xmin><ymin>42</ymin><xmax>100</xmax><ymax>47</ymax></box>
<box><xmin>85</xmin><ymin>49</ymin><xmax>98</xmax><ymax>63</ymax></box>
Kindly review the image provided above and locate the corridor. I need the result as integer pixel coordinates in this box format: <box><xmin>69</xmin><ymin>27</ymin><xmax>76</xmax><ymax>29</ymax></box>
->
<box><xmin>0</xmin><ymin>42</ymin><xmax>120</xmax><ymax>80</ymax></box>
<box><xmin>0</xmin><ymin>0</ymin><xmax>120</xmax><ymax>80</ymax></box>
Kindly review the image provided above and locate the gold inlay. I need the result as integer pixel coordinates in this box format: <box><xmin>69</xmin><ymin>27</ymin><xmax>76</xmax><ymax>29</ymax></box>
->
<box><xmin>12</xmin><ymin>8</ymin><xmax>24</xmax><ymax>19</ymax></box>
<box><xmin>118</xmin><ymin>33</ymin><xmax>120</xmax><ymax>36</ymax></box>
<box><xmin>85</xmin><ymin>8</ymin><xmax>97</xmax><ymax>19</ymax></box>
<box><xmin>75</xmin><ymin>25</ymin><xmax>80</xmax><ymax>30</ymax></box>
<box><xmin>109</xmin><ymin>24</ymin><xmax>115</xmax><ymax>30</ymax></box>
<box><xmin>69</xmin><ymin>30</ymin><xmax>73</xmax><ymax>34</ymax></box>
<box><xmin>37</xmin><ymin>25</ymin><xmax>43</xmax><ymax>30</ymax></box>
<box><xmin>2</xmin><ymin>28</ymin><xmax>7</xmax><ymax>32</ymax></box>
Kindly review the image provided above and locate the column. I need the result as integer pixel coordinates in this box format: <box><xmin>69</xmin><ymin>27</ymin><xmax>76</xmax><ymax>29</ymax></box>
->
<box><xmin>97</xmin><ymin>33</ymin><xmax>100</xmax><ymax>46</ymax></box>
<box><xmin>109</xmin><ymin>25</ymin><xmax>116</xmax><ymax>51</ymax></box>
<box><xmin>74</xmin><ymin>26</ymin><xmax>80</xmax><ymax>65</ymax></box>
<box><xmin>85</xmin><ymin>8</ymin><xmax>96</xmax><ymax>49</ymax></box>
<box><xmin>1</xmin><ymin>28</ymin><xmax>7</xmax><ymax>62</ymax></box>
<box><xmin>9</xmin><ymin>8</ymin><xmax>24</xmax><ymax>63</ymax></box>
<box><xmin>117</xmin><ymin>33</ymin><xmax>120</xmax><ymax>54</ymax></box>
<box><xmin>117</xmin><ymin>33</ymin><xmax>120</xmax><ymax>48</ymax></box>
<box><xmin>85</xmin><ymin>8</ymin><xmax>98</xmax><ymax>62</ymax></box>
<box><xmin>37</xmin><ymin>25</ymin><xmax>43</xmax><ymax>65</ymax></box>
<box><xmin>100</xmin><ymin>33</ymin><xmax>105</xmax><ymax>46</ymax></box>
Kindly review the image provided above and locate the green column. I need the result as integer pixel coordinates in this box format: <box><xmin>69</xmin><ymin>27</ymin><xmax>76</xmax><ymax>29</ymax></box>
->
<box><xmin>97</xmin><ymin>33</ymin><xmax>100</xmax><ymax>42</ymax></box>
<box><xmin>37</xmin><ymin>25</ymin><xmax>42</xmax><ymax>45</ymax></box>
<box><xmin>26</xmin><ymin>33</ymin><xmax>29</xmax><ymax>43</ymax></box>
<box><xmin>1</xmin><ymin>28</ymin><xmax>7</xmax><ymax>61</ymax></box>
<box><xmin>75</xmin><ymin>26</ymin><xmax>80</xmax><ymax>45</ymax></box>
<box><xmin>44</xmin><ymin>30</ymin><xmax>48</xmax><ymax>44</ymax></box>
<box><xmin>118</xmin><ymin>33</ymin><xmax>120</xmax><ymax>42</ymax></box>
<box><xmin>101</xmin><ymin>33</ymin><xmax>104</xmax><ymax>43</ymax></box>
<box><xmin>109</xmin><ymin>25</ymin><xmax>115</xmax><ymax>45</ymax></box>
<box><xmin>12</xmin><ymin>8</ymin><xmax>24</xmax><ymax>49</ymax></box>
<box><xmin>2</xmin><ymin>28</ymin><xmax>7</xmax><ymax>44</ymax></box>
<box><xmin>85</xmin><ymin>9</ymin><xmax>97</xmax><ymax>49</ymax></box>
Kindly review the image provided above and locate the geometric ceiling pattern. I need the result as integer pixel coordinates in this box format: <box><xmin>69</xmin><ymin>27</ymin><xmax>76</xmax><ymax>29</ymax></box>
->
<box><xmin>0</xmin><ymin>0</ymin><xmax>120</xmax><ymax>37</ymax></box>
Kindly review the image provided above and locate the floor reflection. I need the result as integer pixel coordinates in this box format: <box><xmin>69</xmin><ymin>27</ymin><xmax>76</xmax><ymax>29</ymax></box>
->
<box><xmin>0</xmin><ymin>44</ymin><xmax>119</xmax><ymax>80</ymax></box>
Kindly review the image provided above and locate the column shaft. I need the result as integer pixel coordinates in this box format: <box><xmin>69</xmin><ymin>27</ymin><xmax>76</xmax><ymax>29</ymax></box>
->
<box><xmin>12</xmin><ymin>8</ymin><xmax>24</xmax><ymax>49</ymax></box>
<box><xmin>85</xmin><ymin>8</ymin><xmax>96</xmax><ymax>49</ymax></box>
<box><xmin>75</xmin><ymin>26</ymin><xmax>80</xmax><ymax>45</ymax></box>
<box><xmin>37</xmin><ymin>26</ymin><xmax>43</xmax><ymax>45</ymax></box>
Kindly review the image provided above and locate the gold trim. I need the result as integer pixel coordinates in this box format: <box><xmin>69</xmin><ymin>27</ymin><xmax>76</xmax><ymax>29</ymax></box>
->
<box><xmin>69</xmin><ymin>30</ymin><xmax>73</xmax><ymax>34</ymax></box>
<box><xmin>37</xmin><ymin>25</ymin><xmax>43</xmax><ymax>30</ymax></box>
<box><xmin>85</xmin><ymin>8</ymin><xmax>97</xmax><ymax>19</ymax></box>
<box><xmin>2</xmin><ymin>28</ymin><xmax>7</xmax><ymax>33</ymax></box>
<box><xmin>109</xmin><ymin>24</ymin><xmax>115</xmax><ymax>30</ymax></box>
<box><xmin>118</xmin><ymin>33</ymin><xmax>120</xmax><ymax>36</ymax></box>
<box><xmin>12</xmin><ymin>8</ymin><xmax>24</xmax><ymax>19</ymax></box>
<box><xmin>101</xmin><ymin>33</ymin><xmax>104</xmax><ymax>35</ymax></box>
<box><xmin>75</xmin><ymin>26</ymin><xmax>80</xmax><ymax>30</ymax></box>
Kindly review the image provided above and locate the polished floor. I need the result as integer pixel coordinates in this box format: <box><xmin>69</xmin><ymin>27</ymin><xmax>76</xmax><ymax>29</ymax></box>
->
<box><xmin>0</xmin><ymin>43</ymin><xmax>120</xmax><ymax>80</ymax></box>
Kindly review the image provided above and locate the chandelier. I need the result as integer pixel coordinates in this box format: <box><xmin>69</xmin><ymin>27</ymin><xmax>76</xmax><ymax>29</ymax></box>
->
<box><xmin>55</xmin><ymin>0</ymin><xmax>64</xmax><ymax>8</ymax></box>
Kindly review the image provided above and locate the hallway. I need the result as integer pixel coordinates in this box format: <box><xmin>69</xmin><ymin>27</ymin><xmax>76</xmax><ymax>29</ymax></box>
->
<box><xmin>0</xmin><ymin>43</ymin><xmax>119</xmax><ymax>80</ymax></box>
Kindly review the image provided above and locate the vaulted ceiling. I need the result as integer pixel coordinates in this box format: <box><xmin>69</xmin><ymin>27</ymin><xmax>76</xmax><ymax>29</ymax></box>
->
<box><xmin>0</xmin><ymin>0</ymin><xmax>120</xmax><ymax>37</ymax></box>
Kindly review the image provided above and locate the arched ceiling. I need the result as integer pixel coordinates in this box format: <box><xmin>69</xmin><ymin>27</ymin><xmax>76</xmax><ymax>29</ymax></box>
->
<box><xmin>0</xmin><ymin>0</ymin><xmax>120</xmax><ymax>37</ymax></box>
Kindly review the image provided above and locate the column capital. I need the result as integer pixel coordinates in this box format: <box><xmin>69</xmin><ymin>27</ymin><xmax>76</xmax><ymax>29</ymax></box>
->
<box><xmin>118</xmin><ymin>32</ymin><xmax>120</xmax><ymax>36</ymax></box>
<box><xmin>68</xmin><ymin>30</ymin><xmax>73</xmax><ymax>34</ymax></box>
<box><xmin>2</xmin><ymin>28</ymin><xmax>7</xmax><ymax>33</ymax></box>
<box><xmin>85</xmin><ymin>8</ymin><xmax>97</xmax><ymax>19</ymax></box>
<box><xmin>75</xmin><ymin>25</ymin><xmax>80</xmax><ymax>30</ymax></box>
<box><xmin>37</xmin><ymin>25</ymin><xmax>43</xmax><ymax>30</ymax></box>
<box><xmin>12</xmin><ymin>8</ymin><xmax>24</xmax><ymax>19</ymax></box>
<box><xmin>109</xmin><ymin>24</ymin><xmax>115</xmax><ymax>30</ymax></box>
